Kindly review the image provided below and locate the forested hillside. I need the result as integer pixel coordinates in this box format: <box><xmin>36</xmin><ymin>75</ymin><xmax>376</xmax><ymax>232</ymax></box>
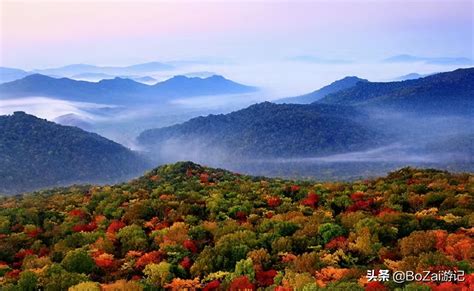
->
<box><xmin>138</xmin><ymin>102</ymin><xmax>382</xmax><ymax>160</ymax></box>
<box><xmin>317</xmin><ymin>68</ymin><xmax>474</xmax><ymax>115</ymax></box>
<box><xmin>0</xmin><ymin>112</ymin><xmax>150</xmax><ymax>194</ymax></box>
<box><xmin>0</xmin><ymin>162</ymin><xmax>472</xmax><ymax>290</ymax></box>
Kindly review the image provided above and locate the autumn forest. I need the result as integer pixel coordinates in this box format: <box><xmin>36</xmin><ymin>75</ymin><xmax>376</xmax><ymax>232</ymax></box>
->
<box><xmin>0</xmin><ymin>162</ymin><xmax>472</xmax><ymax>290</ymax></box>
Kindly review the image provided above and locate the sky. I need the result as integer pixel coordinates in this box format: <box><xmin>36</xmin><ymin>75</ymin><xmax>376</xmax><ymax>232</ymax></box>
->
<box><xmin>0</xmin><ymin>0</ymin><xmax>473</xmax><ymax>95</ymax></box>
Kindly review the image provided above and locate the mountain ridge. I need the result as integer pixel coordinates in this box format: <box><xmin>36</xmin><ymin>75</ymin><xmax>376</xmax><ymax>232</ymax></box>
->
<box><xmin>137</xmin><ymin>101</ymin><xmax>382</xmax><ymax>160</ymax></box>
<box><xmin>71</xmin><ymin>73</ymin><xmax>157</xmax><ymax>83</ymax></box>
<box><xmin>317</xmin><ymin>68</ymin><xmax>474</xmax><ymax>114</ymax></box>
<box><xmin>277</xmin><ymin>76</ymin><xmax>368</xmax><ymax>104</ymax></box>
<box><xmin>0</xmin><ymin>74</ymin><xmax>258</xmax><ymax>103</ymax></box>
<box><xmin>33</xmin><ymin>61</ymin><xmax>174</xmax><ymax>76</ymax></box>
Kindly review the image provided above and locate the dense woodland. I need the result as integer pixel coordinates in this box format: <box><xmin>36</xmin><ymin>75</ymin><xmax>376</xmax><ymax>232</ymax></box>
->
<box><xmin>0</xmin><ymin>112</ymin><xmax>149</xmax><ymax>194</ymax></box>
<box><xmin>138</xmin><ymin>103</ymin><xmax>381</xmax><ymax>159</ymax></box>
<box><xmin>0</xmin><ymin>162</ymin><xmax>472</xmax><ymax>290</ymax></box>
<box><xmin>137</xmin><ymin>68</ymin><xmax>474</xmax><ymax>165</ymax></box>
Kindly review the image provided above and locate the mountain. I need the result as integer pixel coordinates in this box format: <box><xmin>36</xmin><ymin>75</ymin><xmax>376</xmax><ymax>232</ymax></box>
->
<box><xmin>277</xmin><ymin>76</ymin><xmax>368</xmax><ymax>104</ymax></box>
<box><xmin>394</xmin><ymin>72</ymin><xmax>428</xmax><ymax>81</ymax></box>
<box><xmin>0</xmin><ymin>74</ymin><xmax>257</xmax><ymax>103</ymax></box>
<box><xmin>0</xmin><ymin>74</ymin><xmax>148</xmax><ymax>102</ymax></box>
<box><xmin>0</xmin><ymin>67</ymin><xmax>30</xmax><ymax>83</ymax></box>
<box><xmin>317</xmin><ymin>68</ymin><xmax>474</xmax><ymax>114</ymax></box>
<box><xmin>71</xmin><ymin>73</ymin><xmax>157</xmax><ymax>84</ymax></box>
<box><xmin>0</xmin><ymin>112</ymin><xmax>150</xmax><ymax>194</ymax></box>
<box><xmin>383</xmin><ymin>54</ymin><xmax>473</xmax><ymax>65</ymax></box>
<box><xmin>137</xmin><ymin>102</ymin><xmax>382</xmax><ymax>160</ymax></box>
<box><xmin>150</xmin><ymin>75</ymin><xmax>257</xmax><ymax>98</ymax></box>
<box><xmin>0</xmin><ymin>161</ymin><xmax>471</xmax><ymax>290</ymax></box>
<box><xmin>33</xmin><ymin>62</ymin><xmax>174</xmax><ymax>77</ymax></box>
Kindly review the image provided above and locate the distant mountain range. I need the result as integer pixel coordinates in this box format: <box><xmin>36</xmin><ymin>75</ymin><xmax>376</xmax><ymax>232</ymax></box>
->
<box><xmin>394</xmin><ymin>72</ymin><xmax>430</xmax><ymax>81</ymax></box>
<box><xmin>383</xmin><ymin>54</ymin><xmax>473</xmax><ymax>65</ymax></box>
<box><xmin>317</xmin><ymin>68</ymin><xmax>474</xmax><ymax>114</ymax></box>
<box><xmin>0</xmin><ymin>60</ymin><xmax>210</xmax><ymax>84</ymax></box>
<box><xmin>0</xmin><ymin>68</ymin><xmax>472</xmax><ymax>194</ymax></box>
<box><xmin>70</xmin><ymin>72</ymin><xmax>157</xmax><ymax>84</ymax></box>
<box><xmin>138</xmin><ymin>68</ymin><xmax>473</xmax><ymax>165</ymax></box>
<box><xmin>0</xmin><ymin>67</ymin><xmax>30</xmax><ymax>83</ymax></box>
<box><xmin>277</xmin><ymin>76</ymin><xmax>368</xmax><ymax>104</ymax></box>
<box><xmin>0</xmin><ymin>112</ymin><xmax>150</xmax><ymax>194</ymax></box>
<box><xmin>0</xmin><ymin>74</ymin><xmax>258</xmax><ymax>103</ymax></box>
<box><xmin>138</xmin><ymin>102</ymin><xmax>382</xmax><ymax>160</ymax></box>
<box><xmin>32</xmin><ymin>62</ymin><xmax>174</xmax><ymax>77</ymax></box>
<box><xmin>0</xmin><ymin>61</ymin><xmax>175</xmax><ymax>84</ymax></box>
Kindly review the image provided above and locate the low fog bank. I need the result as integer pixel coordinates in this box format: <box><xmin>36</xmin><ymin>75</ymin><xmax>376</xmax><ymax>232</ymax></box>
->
<box><xmin>141</xmin><ymin>109</ymin><xmax>473</xmax><ymax>180</ymax></box>
<box><xmin>143</xmin><ymin>140</ymin><xmax>473</xmax><ymax>181</ymax></box>
<box><xmin>230</xmin><ymin>160</ymin><xmax>474</xmax><ymax>182</ymax></box>
<box><xmin>0</xmin><ymin>171</ymin><xmax>145</xmax><ymax>196</ymax></box>
<box><xmin>0</xmin><ymin>92</ymin><xmax>266</xmax><ymax>149</ymax></box>
<box><xmin>255</xmin><ymin>143</ymin><xmax>472</xmax><ymax>164</ymax></box>
<box><xmin>1</xmin><ymin>95</ymin><xmax>472</xmax><ymax>181</ymax></box>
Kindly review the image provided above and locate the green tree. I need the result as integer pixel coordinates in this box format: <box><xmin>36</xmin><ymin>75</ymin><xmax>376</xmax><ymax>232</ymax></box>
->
<box><xmin>17</xmin><ymin>271</ymin><xmax>38</xmax><ymax>291</ymax></box>
<box><xmin>144</xmin><ymin>262</ymin><xmax>173</xmax><ymax>287</ymax></box>
<box><xmin>61</xmin><ymin>248</ymin><xmax>95</xmax><ymax>274</ymax></box>
<box><xmin>213</xmin><ymin>230</ymin><xmax>258</xmax><ymax>271</ymax></box>
<box><xmin>233</xmin><ymin>258</ymin><xmax>255</xmax><ymax>281</ymax></box>
<box><xmin>0</xmin><ymin>215</ymin><xmax>10</xmax><ymax>234</ymax></box>
<box><xmin>116</xmin><ymin>224</ymin><xmax>148</xmax><ymax>254</ymax></box>
<box><xmin>43</xmin><ymin>264</ymin><xmax>89</xmax><ymax>291</ymax></box>
<box><xmin>190</xmin><ymin>246</ymin><xmax>215</xmax><ymax>277</ymax></box>
<box><xmin>69</xmin><ymin>281</ymin><xmax>101</xmax><ymax>291</ymax></box>
<box><xmin>318</xmin><ymin>223</ymin><xmax>345</xmax><ymax>244</ymax></box>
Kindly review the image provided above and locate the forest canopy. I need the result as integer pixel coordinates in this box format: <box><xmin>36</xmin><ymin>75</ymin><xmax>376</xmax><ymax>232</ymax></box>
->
<box><xmin>0</xmin><ymin>162</ymin><xmax>472</xmax><ymax>290</ymax></box>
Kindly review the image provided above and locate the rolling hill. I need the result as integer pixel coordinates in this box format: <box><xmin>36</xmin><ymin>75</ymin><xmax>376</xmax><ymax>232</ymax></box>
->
<box><xmin>277</xmin><ymin>76</ymin><xmax>368</xmax><ymax>104</ymax></box>
<box><xmin>0</xmin><ymin>74</ymin><xmax>258</xmax><ymax>103</ymax></box>
<box><xmin>0</xmin><ymin>162</ymin><xmax>471</xmax><ymax>289</ymax></box>
<box><xmin>0</xmin><ymin>112</ymin><xmax>150</xmax><ymax>194</ymax></box>
<box><xmin>317</xmin><ymin>68</ymin><xmax>474</xmax><ymax>114</ymax></box>
<box><xmin>137</xmin><ymin>102</ymin><xmax>382</xmax><ymax>160</ymax></box>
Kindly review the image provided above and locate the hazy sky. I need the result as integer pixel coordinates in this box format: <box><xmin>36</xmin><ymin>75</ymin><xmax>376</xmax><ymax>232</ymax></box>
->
<box><xmin>1</xmin><ymin>0</ymin><xmax>472</xmax><ymax>69</ymax></box>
